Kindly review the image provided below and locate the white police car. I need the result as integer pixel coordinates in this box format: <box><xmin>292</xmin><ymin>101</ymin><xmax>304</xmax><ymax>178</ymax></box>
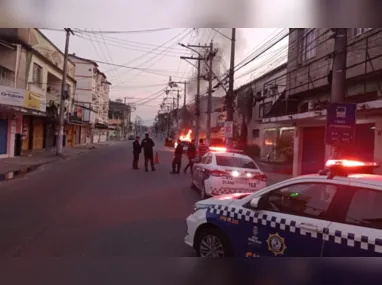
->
<box><xmin>191</xmin><ymin>147</ymin><xmax>267</xmax><ymax>199</ymax></box>
<box><xmin>185</xmin><ymin>159</ymin><xmax>382</xmax><ymax>257</ymax></box>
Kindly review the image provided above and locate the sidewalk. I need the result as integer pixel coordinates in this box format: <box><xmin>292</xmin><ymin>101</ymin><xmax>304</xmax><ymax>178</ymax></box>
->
<box><xmin>0</xmin><ymin>141</ymin><xmax>112</xmax><ymax>182</ymax></box>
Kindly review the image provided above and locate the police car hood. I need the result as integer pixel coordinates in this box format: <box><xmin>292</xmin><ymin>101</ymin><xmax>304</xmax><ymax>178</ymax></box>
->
<box><xmin>196</xmin><ymin>193</ymin><xmax>251</xmax><ymax>207</ymax></box>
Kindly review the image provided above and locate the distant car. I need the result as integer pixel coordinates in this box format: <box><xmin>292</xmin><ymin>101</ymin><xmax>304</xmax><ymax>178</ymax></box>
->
<box><xmin>191</xmin><ymin>147</ymin><xmax>267</xmax><ymax>199</ymax></box>
<box><xmin>128</xmin><ymin>135</ymin><xmax>135</xmax><ymax>140</ymax></box>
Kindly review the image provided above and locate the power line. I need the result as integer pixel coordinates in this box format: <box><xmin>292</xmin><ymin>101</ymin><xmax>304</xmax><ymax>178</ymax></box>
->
<box><xmin>74</xmin><ymin>28</ymin><xmax>173</xmax><ymax>34</ymax></box>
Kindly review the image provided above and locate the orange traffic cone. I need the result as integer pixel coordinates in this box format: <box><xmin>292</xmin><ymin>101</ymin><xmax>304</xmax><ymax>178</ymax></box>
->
<box><xmin>154</xmin><ymin>152</ymin><xmax>159</xmax><ymax>164</ymax></box>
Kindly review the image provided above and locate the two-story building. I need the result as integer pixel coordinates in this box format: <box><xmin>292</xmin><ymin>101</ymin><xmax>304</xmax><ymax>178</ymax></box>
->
<box><xmin>68</xmin><ymin>54</ymin><xmax>110</xmax><ymax>143</ymax></box>
<box><xmin>262</xmin><ymin>28</ymin><xmax>382</xmax><ymax>175</ymax></box>
<box><xmin>0</xmin><ymin>28</ymin><xmax>76</xmax><ymax>158</ymax></box>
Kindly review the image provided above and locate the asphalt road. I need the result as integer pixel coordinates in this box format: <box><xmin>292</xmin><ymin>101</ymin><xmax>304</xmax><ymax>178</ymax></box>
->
<box><xmin>0</xmin><ymin>140</ymin><xmax>199</xmax><ymax>257</ymax></box>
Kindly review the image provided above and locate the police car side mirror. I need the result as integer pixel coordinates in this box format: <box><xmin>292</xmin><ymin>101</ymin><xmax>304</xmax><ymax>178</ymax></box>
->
<box><xmin>250</xmin><ymin>196</ymin><xmax>261</xmax><ymax>209</ymax></box>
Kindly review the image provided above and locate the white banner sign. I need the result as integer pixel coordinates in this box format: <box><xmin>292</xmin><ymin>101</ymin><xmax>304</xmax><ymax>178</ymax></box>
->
<box><xmin>224</xmin><ymin>121</ymin><xmax>233</xmax><ymax>138</ymax></box>
<box><xmin>0</xmin><ymin>86</ymin><xmax>25</xmax><ymax>108</ymax></box>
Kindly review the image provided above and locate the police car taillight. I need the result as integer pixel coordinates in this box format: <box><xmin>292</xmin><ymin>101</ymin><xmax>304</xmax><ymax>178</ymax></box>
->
<box><xmin>209</xmin><ymin>169</ymin><xmax>228</xmax><ymax>177</ymax></box>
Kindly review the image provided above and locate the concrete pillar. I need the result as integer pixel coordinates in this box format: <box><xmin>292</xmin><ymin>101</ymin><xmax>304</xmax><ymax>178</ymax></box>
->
<box><xmin>292</xmin><ymin>126</ymin><xmax>303</xmax><ymax>176</ymax></box>
<box><xmin>374</xmin><ymin>119</ymin><xmax>382</xmax><ymax>175</ymax></box>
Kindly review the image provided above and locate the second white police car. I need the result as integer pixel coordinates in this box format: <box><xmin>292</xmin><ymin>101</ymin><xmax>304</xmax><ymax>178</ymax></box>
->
<box><xmin>185</xmin><ymin>159</ymin><xmax>382</xmax><ymax>257</ymax></box>
<box><xmin>191</xmin><ymin>147</ymin><xmax>267</xmax><ymax>199</ymax></box>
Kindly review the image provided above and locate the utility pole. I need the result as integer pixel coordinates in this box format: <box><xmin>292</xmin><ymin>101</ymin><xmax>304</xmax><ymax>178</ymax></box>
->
<box><xmin>168</xmin><ymin>78</ymin><xmax>189</xmax><ymax>107</ymax></box>
<box><xmin>206</xmin><ymin>40</ymin><xmax>214</xmax><ymax>146</ymax></box>
<box><xmin>179</xmin><ymin>43</ymin><xmax>212</xmax><ymax>147</ymax></box>
<box><xmin>176</xmin><ymin>89</ymin><xmax>180</xmax><ymax>126</ymax></box>
<box><xmin>225</xmin><ymin>28</ymin><xmax>236</xmax><ymax>148</ymax></box>
<box><xmin>195</xmin><ymin>58</ymin><xmax>201</xmax><ymax>149</ymax></box>
<box><xmin>331</xmin><ymin>28</ymin><xmax>347</xmax><ymax>104</ymax></box>
<box><xmin>327</xmin><ymin>28</ymin><xmax>348</xmax><ymax>160</ymax></box>
<box><xmin>56</xmin><ymin>28</ymin><xmax>74</xmax><ymax>155</ymax></box>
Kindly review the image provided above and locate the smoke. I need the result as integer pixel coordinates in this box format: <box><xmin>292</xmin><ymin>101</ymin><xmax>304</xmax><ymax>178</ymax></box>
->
<box><xmin>186</xmin><ymin>28</ymin><xmax>247</xmax><ymax>100</ymax></box>
<box><xmin>180</xmin><ymin>28</ymin><xmax>246</xmax><ymax>137</ymax></box>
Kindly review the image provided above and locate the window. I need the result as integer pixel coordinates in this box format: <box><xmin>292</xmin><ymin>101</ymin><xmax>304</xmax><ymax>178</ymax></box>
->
<box><xmin>32</xmin><ymin>63</ymin><xmax>43</xmax><ymax>87</ymax></box>
<box><xmin>350</xmin><ymin>28</ymin><xmax>372</xmax><ymax>37</ymax></box>
<box><xmin>216</xmin><ymin>155</ymin><xmax>258</xmax><ymax>169</ymax></box>
<box><xmin>303</xmin><ymin>29</ymin><xmax>316</xmax><ymax>60</ymax></box>
<box><xmin>345</xmin><ymin>188</ymin><xmax>382</xmax><ymax>230</ymax></box>
<box><xmin>259</xmin><ymin>102</ymin><xmax>272</xmax><ymax>118</ymax></box>
<box><xmin>261</xmin><ymin>183</ymin><xmax>338</xmax><ymax>218</ymax></box>
<box><xmin>204</xmin><ymin>153</ymin><xmax>213</xmax><ymax>164</ymax></box>
<box><xmin>0</xmin><ymin>65</ymin><xmax>15</xmax><ymax>87</ymax></box>
<box><xmin>252</xmin><ymin>129</ymin><xmax>260</xmax><ymax>139</ymax></box>
<box><xmin>200</xmin><ymin>153</ymin><xmax>210</xmax><ymax>164</ymax></box>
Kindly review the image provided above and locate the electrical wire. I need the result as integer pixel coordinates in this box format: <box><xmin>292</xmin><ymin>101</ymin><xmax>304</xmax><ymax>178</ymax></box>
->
<box><xmin>73</xmin><ymin>28</ymin><xmax>173</xmax><ymax>34</ymax></box>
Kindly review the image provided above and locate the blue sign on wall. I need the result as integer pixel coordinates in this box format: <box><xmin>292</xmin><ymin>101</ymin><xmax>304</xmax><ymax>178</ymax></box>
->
<box><xmin>325</xmin><ymin>103</ymin><xmax>356</xmax><ymax>145</ymax></box>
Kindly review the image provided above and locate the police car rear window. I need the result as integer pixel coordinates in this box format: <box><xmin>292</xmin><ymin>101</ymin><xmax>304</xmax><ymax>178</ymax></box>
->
<box><xmin>216</xmin><ymin>155</ymin><xmax>258</xmax><ymax>169</ymax></box>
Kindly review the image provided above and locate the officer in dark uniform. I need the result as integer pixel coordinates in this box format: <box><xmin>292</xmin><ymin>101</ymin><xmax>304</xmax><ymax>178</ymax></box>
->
<box><xmin>171</xmin><ymin>139</ymin><xmax>183</xmax><ymax>174</ymax></box>
<box><xmin>141</xmin><ymin>133</ymin><xmax>156</xmax><ymax>172</ymax></box>
<box><xmin>132</xmin><ymin>136</ymin><xmax>141</xmax><ymax>169</ymax></box>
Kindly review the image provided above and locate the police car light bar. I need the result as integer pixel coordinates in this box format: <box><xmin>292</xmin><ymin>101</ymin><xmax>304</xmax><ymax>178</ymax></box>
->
<box><xmin>209</xmin><ymin>146</ymin><xmax>244</xmax><ymax>154</ymax></box>
<box><xmin>325</xmin><ymin>159</ymin><xmax>379</xmax><ymax>168</ymax></box>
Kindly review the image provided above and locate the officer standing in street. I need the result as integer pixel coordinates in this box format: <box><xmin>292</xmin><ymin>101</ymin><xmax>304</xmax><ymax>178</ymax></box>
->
<box><xmin>132</xmin><ymin>136</ymin><xmax>141</xmax><ymax>169</ymax></box>
<box><xmin>141</xmin><ymin>133</ymin><xmax>156</xmax><ymax>172</ymax></box>
<box><xmin>184</xmin><ymin>139</ymin><xmax>196</xmax><ymax>175</ymax></box>
<box><xmin>171</xmin><ymin>139</ymin><xmax>183</xmax><ymax>174</ymax></box>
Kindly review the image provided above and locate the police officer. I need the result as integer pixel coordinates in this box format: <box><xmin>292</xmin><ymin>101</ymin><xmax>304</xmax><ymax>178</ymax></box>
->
<box><xmin>141</xmin><ymin>133</ymin><xmax>156</xmax><ymax>172</ymax></box>
<box><xmin>184</xmin><ymin>139</ymin><xmax>196</xmax><ymax>175</ymax></box>
<box><xmin>132</xmin><ymin>136</ymin><xmax>141</xmax><ymax>169</ymax></box>
<box><xmin>171</xmin><ymin>139</ymin><xmax>183</xmax><ymax>174</ymax></box>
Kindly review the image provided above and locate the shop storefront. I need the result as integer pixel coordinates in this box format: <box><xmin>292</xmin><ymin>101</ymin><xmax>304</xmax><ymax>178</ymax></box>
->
<box><xmin>22</xmin><ymin>115</ymin><xmax>45</xmax><ymax>151</ymax></box>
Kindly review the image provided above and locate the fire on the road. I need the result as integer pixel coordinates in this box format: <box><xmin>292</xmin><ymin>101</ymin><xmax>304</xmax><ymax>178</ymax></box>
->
<box><xmin>174</xmin><ymin>129</ymin><xmax>192</xmax><ymax>148</ymax></box>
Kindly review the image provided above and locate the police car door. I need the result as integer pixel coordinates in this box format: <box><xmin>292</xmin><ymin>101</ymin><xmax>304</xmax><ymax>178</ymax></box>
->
<box><xmin>322</xmin><ymin>184</ymin><xmax>382</xmax><ymax>257</ymax></box>
<box><xmin>193</xmin><ymin>153</ymin><xmax>210</xmax><ymax>189</ymax></box>
<box><xmin>238</xmin><ymin>182</ymin><xmax>342</xmax><ymax>257</ymax></box>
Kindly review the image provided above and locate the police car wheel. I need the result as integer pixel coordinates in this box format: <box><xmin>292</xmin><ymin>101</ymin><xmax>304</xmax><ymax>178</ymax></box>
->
<box><xmin>195</xmin><ymin>228</ymin><xmax>232</xmax><ymax>257</ymax></box>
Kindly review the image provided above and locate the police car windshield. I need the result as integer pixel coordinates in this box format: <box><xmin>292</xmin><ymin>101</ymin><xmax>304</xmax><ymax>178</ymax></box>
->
<box><xmin>216</xmin><ymin>155</ymin><xmax>258</xmax><ymax>169</ymax></box>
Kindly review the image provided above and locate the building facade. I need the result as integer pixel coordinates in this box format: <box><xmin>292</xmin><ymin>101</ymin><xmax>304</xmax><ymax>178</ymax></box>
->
<box><xmin>262</xmin><ymin>28</ymin><xmax>382</xmax><ymax>175</ymax></box>
<box><xmin>235</xmin><ymin>63</ymin><xmax>293</xmax><ymax>160</ymax></box>
<box><xmin>0</xmin><ymin>28</ymin><xmax>76</xmax><ymax>158</ymax></box>
<box><xmin>68</xmin><ymin>54</ymin><xmax>110</xmax><ymax>143</ymax></box>
<box><xmin>108</xmin><ymin>99</ymin><xmax>131</xmax><ymax>139</ymax></box>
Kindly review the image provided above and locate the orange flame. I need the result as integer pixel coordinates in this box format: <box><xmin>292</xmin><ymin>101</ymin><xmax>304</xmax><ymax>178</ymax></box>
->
<box><xmin>179</xmin><ymin>129</ymin><xmax>192</xmax><ymax>142</ymax></box>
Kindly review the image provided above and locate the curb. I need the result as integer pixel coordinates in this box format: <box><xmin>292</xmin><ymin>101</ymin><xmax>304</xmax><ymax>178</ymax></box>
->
<box><xmin>0</xmin><ymin>162</ymin><xmax>50</xmax><ymax>182</ymax></box>
<box><xmin>0</xmin><ymin>142</ymin><xmax>112</xmax><ymax>182</ymax></box>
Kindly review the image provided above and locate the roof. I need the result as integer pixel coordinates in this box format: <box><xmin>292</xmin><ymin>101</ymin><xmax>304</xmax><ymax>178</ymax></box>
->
<box><xmin>69</xmin><ymin>53</ymin><xmax>99</xmax><ymax>67</ymax></box>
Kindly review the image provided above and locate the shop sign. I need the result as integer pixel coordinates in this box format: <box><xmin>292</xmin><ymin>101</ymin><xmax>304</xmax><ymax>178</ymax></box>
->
<box><xmin>0</xmin><ymin>86</ymin><xmax>46</xmax><ymax>112</ymax></box>
<box><xmin>0</xmin><ymin>86</ymin><xmax>25</xmax><ymax>108</ymax></box>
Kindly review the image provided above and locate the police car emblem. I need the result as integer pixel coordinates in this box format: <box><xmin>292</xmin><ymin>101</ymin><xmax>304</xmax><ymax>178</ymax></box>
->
<box><xmin>266</xmin><ymin>233</ymin><xmax>286</xmax><ymax>256</ymax></box>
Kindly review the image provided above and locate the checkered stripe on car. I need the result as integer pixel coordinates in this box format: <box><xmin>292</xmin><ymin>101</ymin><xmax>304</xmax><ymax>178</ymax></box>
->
<box><xmin>208</xmin><ymin>205</ymin><xmax>382</xmax><ymax>253</ymax></box>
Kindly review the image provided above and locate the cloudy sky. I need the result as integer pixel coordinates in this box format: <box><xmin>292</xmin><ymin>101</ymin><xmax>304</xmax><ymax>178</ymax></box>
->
<box><xmin>42</xmin><ymin>27</ymin><xmax>287</xmax><ymax>125</ymax></box>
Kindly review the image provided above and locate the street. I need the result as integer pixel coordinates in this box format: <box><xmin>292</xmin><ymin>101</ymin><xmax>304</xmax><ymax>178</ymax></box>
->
<box><xmin>0</xmin><ymin>141</ymin><xmax>199</xmax><ymax>257</ymax></box>
<box><xmin>0</xmin><ymin>141</ymin><xmax>288</xmax><ymax>258</ymax></box>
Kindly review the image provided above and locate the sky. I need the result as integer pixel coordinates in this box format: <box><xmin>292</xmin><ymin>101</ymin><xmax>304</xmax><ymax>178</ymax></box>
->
<box><xmin>42</xmin><ymin>27</ymin><xmax>288</xmax><ymax>125</ymax></box>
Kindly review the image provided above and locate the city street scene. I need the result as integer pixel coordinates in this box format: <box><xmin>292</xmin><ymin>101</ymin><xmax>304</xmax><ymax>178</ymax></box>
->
<box><xmin>1</xmin><ymin>27</ymin><xmax>382</xmax><ymax>260</ymax></box>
